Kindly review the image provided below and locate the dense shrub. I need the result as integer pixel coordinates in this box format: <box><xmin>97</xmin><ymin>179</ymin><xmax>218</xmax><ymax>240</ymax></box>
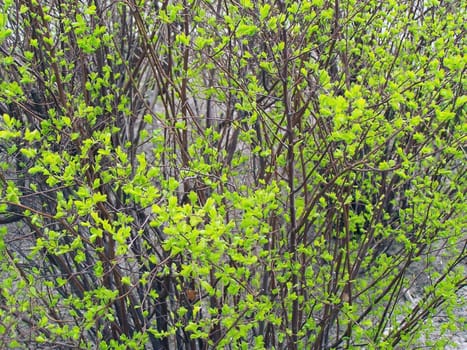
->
<box><xmin>0</xmin><ymin>0</ymin><xmax>465</xmax><ymax>348</ymax></box>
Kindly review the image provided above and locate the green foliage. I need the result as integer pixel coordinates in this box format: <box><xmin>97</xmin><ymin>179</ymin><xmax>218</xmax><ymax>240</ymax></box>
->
<box><xmin>0</xmin><ymin>0</ymin><xmax>465</xmax><ymax>349</ymax></box>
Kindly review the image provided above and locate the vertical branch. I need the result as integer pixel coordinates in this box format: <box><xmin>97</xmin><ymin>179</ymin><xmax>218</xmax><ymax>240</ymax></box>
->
<box><xmin>278</xmin><ymin>1</ymin><xmax>299</xmax><ymax>348</ymax></box>
<box><xmin>180</xmin><ymin>0</ymin><xmax>190</xmax><ymax>169</ymax></box>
